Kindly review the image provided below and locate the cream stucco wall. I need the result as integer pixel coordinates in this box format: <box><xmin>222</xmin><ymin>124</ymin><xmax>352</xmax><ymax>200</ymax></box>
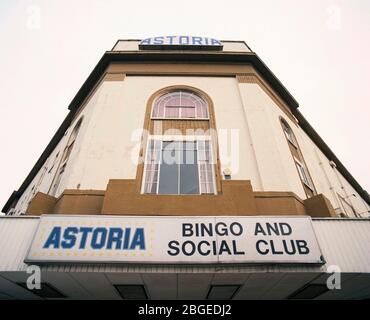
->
<box><xmin>237</xmin><ymin>82</ymin><xmax>369</xmax><ymax>217</ymax></box>
<box><xmin>66</xmin><ymin>76</ymin><xmax>262</xmax><ymax>191</ymax></box>
<box><xmin>237</xmin><ymin>83</ymin><xmax>305</xmax><ymax>196</ymax></box>
<box><xmin>11</xmin><ymin>73</ymin><xmax>369</xmax><ymax>217</ymax></box>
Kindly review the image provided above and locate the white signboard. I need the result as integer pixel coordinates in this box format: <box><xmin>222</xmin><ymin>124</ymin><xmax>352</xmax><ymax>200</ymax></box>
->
<box><xmin>25</xmin><ymin>215</ymin><xmax>324</xmax><ymax>265</ymax></box>
<box><xmin>139</xmin><ymin>36</ymin><xmax>223</xmax><ymax>50</ymax></box>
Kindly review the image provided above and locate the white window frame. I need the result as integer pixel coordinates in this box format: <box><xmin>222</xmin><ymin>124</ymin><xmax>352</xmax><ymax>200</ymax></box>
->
<box><xmin>164</xmin><ymin>105</ymin><xmax>196</xmax><ymax>119</ymax></box>
<box><xmin>282</xmin><ymin>122</ymin><xmax>298</xmax><ymax>148</ymax></box>
<box><xmin>151</xmin><ymin>91</ymin><xmax>210</xmax><ymax>120</ymax></box>
<box><xmin>294</xmin><ymin>157</ymin><xmax>314</xmax><ymax>191</ymax></box>
<box><xmin>141</xmin><ymin>135</ymin><xmax>217</xmax><ymax>195</ymax></box>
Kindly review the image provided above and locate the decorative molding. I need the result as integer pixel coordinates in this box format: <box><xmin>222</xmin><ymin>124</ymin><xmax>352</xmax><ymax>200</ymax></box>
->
<box><xmin>103</xmin><ymin>73</ymin><xmax>126</xmax><ymax>82</ymax></box>
<box><xmin>236</xmin><ymin>73</ymin><xmax>258</xmax><ymax>83</ymax></box>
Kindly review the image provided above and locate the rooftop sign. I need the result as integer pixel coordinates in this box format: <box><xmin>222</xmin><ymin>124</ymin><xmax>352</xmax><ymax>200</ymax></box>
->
<box><xmin>139</xmin><ymin>36</ymin><xmax>223</xmax><ymax>51</ymax></box>
<box><xmin>26</xmin><ymin>215</ymin><xmax>324</xmax><ymax>265</ymax></box>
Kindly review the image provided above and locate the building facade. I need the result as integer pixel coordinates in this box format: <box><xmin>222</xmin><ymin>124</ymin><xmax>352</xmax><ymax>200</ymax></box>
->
<box><xmin>1</xmin><ymin>37</ymin><xmax>369</xmax><ymax>300</ymax></box>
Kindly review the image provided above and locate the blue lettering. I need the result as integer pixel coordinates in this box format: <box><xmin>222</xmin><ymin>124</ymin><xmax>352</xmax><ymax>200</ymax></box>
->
<box><xmin>79</xmin><ymin>227</ymin><xmax>93</xmax><ymax>249</ymax></box>
<box><xmin>107</xmin><ymin>228</ymin><xmax>123</xmax><ymax>249</ymax></box>
<box><xmin>179</xmin><ymin>36</ymin><xmax>189</xmax><ymax>45</ymax></box>
<box><xmin>61</xmin><ymin>227</ymin><xmax>78</xmax><ymax>249</ymax></box>
<box><xmin>153</xmin><ymin>37</ymin><xmax>164</xmax><ymax>45</ymax></box>
<box><xmin>140</xmin><ymin>38</ymin><xmax>151</xmax><ymax>45</ymax></box>
<box><xmin>41</xmin><ymin>226</ymin><xmax>146</xmax><ymax>251</ymax></box>
<box><xmin>192</xmin><ymin>37</ymin><xmax>203</xmax><ymax>45</ymax></box>
<box><xmin>211</xmin><ymin>38</ymin><xmax>222</xmax><ymax>46</ymax></box>
<box><xmin>91</xmin><ymin>228</ymin><xmax>107</xmax><ymax>249</ymax></box>
<box><xmin>123</xmin><ymin>227</ymin><xmax>131</xmax><ymax>249</ymax></box>
<box><xmin>166</xmin><ymin>36</ymin><xmax>176</xmax><ymax>45</ymax></box>
<box><xmin>130</xmin><ymin>228</ymin><xmax>145</xmax><ymax>250</ymax></box>
<box><xmin>140</xmin><ymin>36</ymin><xmax>222</xmax><ymax>48</ymax></box>
<box><xmin>43</xmin><ymin>227</ymin><xmax>61</xmax><ymax>249</ymax></box>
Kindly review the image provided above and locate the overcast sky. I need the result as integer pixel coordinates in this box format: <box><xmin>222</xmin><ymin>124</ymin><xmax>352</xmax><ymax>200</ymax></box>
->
<box><xmin>0</xmin><ymin>0</ymin><xmax>369</xmax><ymax>210</ymax></box>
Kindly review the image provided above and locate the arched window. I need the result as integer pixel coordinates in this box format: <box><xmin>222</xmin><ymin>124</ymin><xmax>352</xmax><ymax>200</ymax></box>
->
<box><xmin>151</xmin><ymin>90</ymin><xmax>209</xmax><ymax>119</ymax></box>
<box><xmin>280</xmin><ymin>117</ymin><xmax>315</xmax><ymax>197</ymax></box>
<box><xmin>49</xmin><ymin>118</ymin><xmax>83</xmax><ymax>197</ymax></box>
<box><xmin>281</xmin><ymin>118</ymin><xmax>297</xmax><ymax>147</ymax></box>
<box><xmin>142</xmin><ymin>87</ymin><xmax>217</xmax><ymax>195</ymax></box>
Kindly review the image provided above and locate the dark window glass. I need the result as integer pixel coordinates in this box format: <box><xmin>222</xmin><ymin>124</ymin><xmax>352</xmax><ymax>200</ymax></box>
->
<box><xmin>146</xmin><ymin>140</ymin><xmax>215</xmax><ymax>195</ymax></box>
<box><xmin>180</xmin><ymin>142</ymin><xmax>199</xmax><ymax>194</ymax></box>
<box><xmin>158</xmin><ymin>141</ymin><xmax>199</xmax><ymax>195</ymax></box>
<box><xmin>159</xmin><ymin>142</ymin><xmax>179</xmax><ymax>194</ymax></box>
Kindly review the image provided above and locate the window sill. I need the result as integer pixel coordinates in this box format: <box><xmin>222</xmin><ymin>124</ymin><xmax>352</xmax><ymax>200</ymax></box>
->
<box><xmin>141</xmin><ymin>193</ymin><xmax>217</xmax><ymax>196</ymax></box>
<box><xmin>151</xmin><ymin>117</ymin><xmax>210</xmax><ymax>121</ymax></box>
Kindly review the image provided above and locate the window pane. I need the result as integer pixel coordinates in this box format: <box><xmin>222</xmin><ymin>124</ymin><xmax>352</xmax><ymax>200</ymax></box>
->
<box><xmin>181</xmin><ymin>107</ymin><xmax>196</xmax><ymax>118</ymax></box>
<box><xmin>195</xmin><ymin>101</ymin><xmax>208</xmax><ymax>118</ymax></box>
<box><xmin>198</xmin><ymin>150</ymin><xmax>210</xmax><ymax>161</ymax></box>
<box><xmin>165</xmin><ymin>106</ymin><xmax>180</xmax><ymax>118</ymax></box>
<box><xmin>183</xmin><ymin>141</ymin><xmax>197</xmax><ymax>152</ymax></box>
<box><xmin>158</xmin><ymin>162</ymin><xmax>178</xmax><ymax>194</ymax></box>
<box><xmin>296</xmin><ymin>162</ymin><xmax>310</xmax><ymax>186</ymax></box>
<box><xmin>145</xmin><ymin>139</ymin><xmax>215</xmax><ymax>195</ymax></box>
<box><xmin>144</xmin><ymin>140</ymin><xmax>161</xmax><ymax>194</ymax></box>
<box><xmin>146</xmin><ymin>148</ymin><xmax>160</xmax><ymax>163</ymax></box>
<box><xmin>295</xmin><ymin>163</ymin><xmax>303</xmax><ymax>179</ymax></box>
<box><xmin>152</xmin><ymin>90</ymin><xmax>209</xmax><ymax>119</ymax></box>
<box><xmin>159</xmin><ymin>144</ymin><xmax>179</xmax><ymax>194</ymax></box>
<box><xmin>144</xmin><ymin>168</ymin><xmax>158</xmax><ymax>193</ymax></box>
<box><xmin>62</xmin><ymin>141</ymin><xmax>74</xmax><ymax>163</ymax></box>
<box><xmin>162</xmin><ymin>141</ymin><xmax>179</xmax><ymax>164</ymax></box>
<box><xmin>145</xmin><ymin>182</ymin><xmax>157</xmax><ymax>194</ymax></box>
<box><xmin>198</xmin><ymin>141</ymin><xmax>215</xmax><ymax>194</ymax></box>
<box><xmin>302</xmin><ymin>170</ymin><xmax>310</xmax><ymax>186</ymax></box>
<box><xmin>284</xmin><ymin>129</ymin><xmax>295</xmax><ymax>145</ymax></box>
<box><xmin>154</xmin><ymin>103</ymin><xmax>165</xmax><ymax>117</ymax></box>
<box><xmin>282</xmin><ymin>120</ymin><xmax>297</xmax><ymax>147</ymax></box>
<box><xmin>180</xmin><ymin>149</ymin><xmax>199</xmax><ymax>194</ymax></box>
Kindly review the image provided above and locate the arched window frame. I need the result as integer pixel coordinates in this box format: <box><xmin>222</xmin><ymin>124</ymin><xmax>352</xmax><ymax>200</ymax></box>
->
<box><xmin>48</xmin><ymin>117</ymin><xmax>83</xmax><ymax>197</ymax></box>
<box><xmin>281</xmin><ymin>118</ymin><xmax>298</xmax><ymax>148</ymax></box>
<box><xmin>151</xmin><ymin>90</ymin><xmax>209</xmax><ymax>120</ymax></box>
<box><xmin>138</xmin><ymin>85</ymin><xmax>222</xmax><ymax>195</ymax></box>
<box><xmin>280</xmin><ymin>117</ymin><xmax>316</xmax><ymax>196</ymax></box>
